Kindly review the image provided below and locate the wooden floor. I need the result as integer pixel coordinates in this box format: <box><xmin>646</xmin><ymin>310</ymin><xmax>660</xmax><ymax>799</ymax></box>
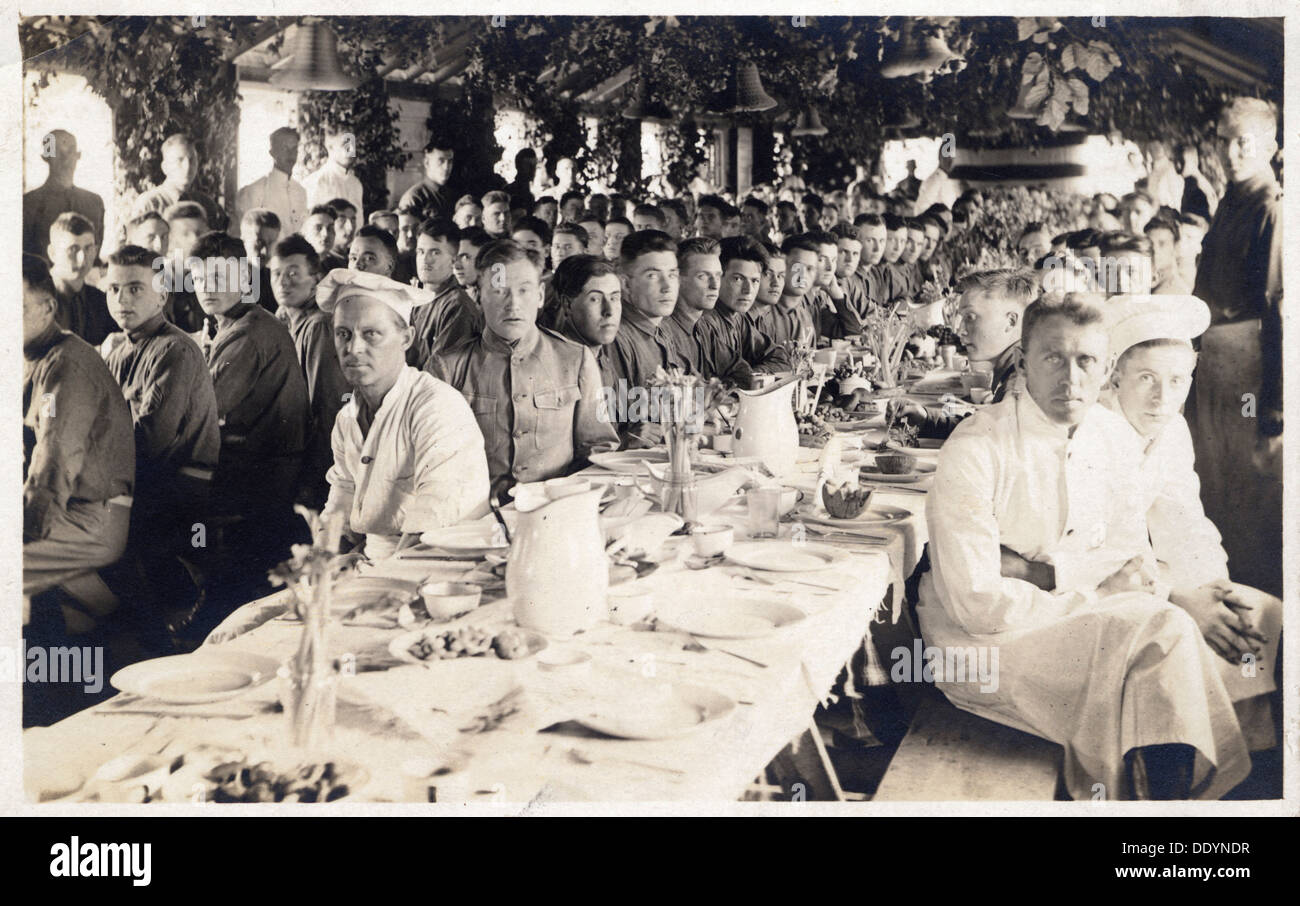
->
<box><xmin>874</xmin><ymin>695</ymin><xmax>1062</xmax><ymax>801</ymax></box>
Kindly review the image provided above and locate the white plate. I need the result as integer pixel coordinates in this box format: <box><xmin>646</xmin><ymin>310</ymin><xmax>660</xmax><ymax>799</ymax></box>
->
<box><xmin>794</xmin><ymin>502</ymin><xmax>911</xmax><ymax>527</ymax></box>
<box><xmin>725</xmin><ymin>541</ymin><xmax>847</xmax><ymax>572</ymax></box>
<box><xmin>574</xmin><ymin>682</ymin><xmax>736</xmax><ymax>740</ymax></box>
<box><xmin>589</xmin><ymin>450</ymin><xmax>669</xmax><ymax>474</ymax></box>
<box><xmin>420</xmin><ymin>522</ymin><xmax>510</xmax><ymax>554</ymax></box>
<box><xmin>110</xmin><ymin>651</ymin><xmax>279</xmax><ymax>704</ymax></box>
<box><xmin>655</xmin><ymin>598</ymin><xmax>806</xmax><ymax>639</ymax></box>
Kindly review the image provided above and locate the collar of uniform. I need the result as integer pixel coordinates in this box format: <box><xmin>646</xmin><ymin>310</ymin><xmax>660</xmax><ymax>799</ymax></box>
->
<box><xmin>480</xmin><ymin>324</ymin><xmax>541</xmax><ymax>358</ymax></box>
<box><xmin>1015</xmin><ymin>387</ymin><xmax>1076</xmax><ymax>443</ymax></box>
<box><xmin>355</xmin><ymin>364</ymin><xmax>419</xmax><ymax>431</ymax></box>
<box><xmin>126</xmin><ymin>313</ymin><xmax>169</xmax><ymax>345</ymax></box>
<box><xmin>24</xmin><ymin>322</ymin><xmax>65</xmax><ymax>361</ymax></box>
<box><xmin>991</xmin><ymin>342</ymin><xmax>1020</xmax><ymax>387</ymax></box>
<box><xmin>266</xmin><ymin>167</ymin><xmax>291</xmax><ymax>188</ymax></box>
<box><xmin>620</xmin><ymin>303</ymin><xmax>665</xmax><ymax>339</ymax></box>
<box><xmin>217</xmin><ymin>301</ymin><xmax>255</xmax><ymax>328</ymax></box>
<box><xmin>1227</xmin><ymin>170</ymin><xmax>1279</xmax><ymax>202</ymax></box>
<box><xmin>431</xmin><ymin>274</ymin><xmax>460</xmax><ymax>298</ymax></box>
<box><xmin>669</xmin><ymin>305</ymin><xmax>705</xmax><ymax>333</ymax></box>
<box><xmin>277</xmin><ymin>301</ymin><xmax>319</xmax><ymax>329</ymax></box>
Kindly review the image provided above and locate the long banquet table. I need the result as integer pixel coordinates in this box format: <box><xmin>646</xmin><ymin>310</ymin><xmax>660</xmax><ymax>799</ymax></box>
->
<box><xmin>24</xmin><ymin>381</ymin><xmax>956</xmax><ymax>806</ymax></box>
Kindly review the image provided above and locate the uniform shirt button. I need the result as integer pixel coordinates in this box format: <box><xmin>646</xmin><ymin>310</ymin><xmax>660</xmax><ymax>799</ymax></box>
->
<box><xmin>1065</xmin><ymin>529</ymin><xmax>1075</xmax><ymax>536</ymax></box>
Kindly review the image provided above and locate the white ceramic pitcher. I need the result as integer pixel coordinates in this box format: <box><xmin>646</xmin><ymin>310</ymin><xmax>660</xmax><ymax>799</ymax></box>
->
<box><xmin>731</xmin><ymin>375</ymin><xmax>799</xmax><ymax>476</ymax></box>
<box><xmin>506</xmin><ymin>486</ymin><xmax>608</xmax><ymax>636</ymax></box>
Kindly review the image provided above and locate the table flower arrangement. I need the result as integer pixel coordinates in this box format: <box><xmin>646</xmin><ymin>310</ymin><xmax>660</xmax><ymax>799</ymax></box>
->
<box><xmin>648</xmin><ymin>366</ymin><xmax>729</xmax><ymax>524</ymax></box>
<box><xmin>860</xmin><ymin>303</ymin><xmax>914</xmax><ymax>392</ymax></box>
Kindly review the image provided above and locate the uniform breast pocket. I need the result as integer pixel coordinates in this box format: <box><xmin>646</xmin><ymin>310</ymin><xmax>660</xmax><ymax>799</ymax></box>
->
<box><xmin>531</xmin><ymin>385</ymin><xmax>580</xmax><ymax>451</ymax></box>
<box><xmin>462</xmin><ymin>392</ymin><xmax>497</xmax><ymax>418</ymax></box>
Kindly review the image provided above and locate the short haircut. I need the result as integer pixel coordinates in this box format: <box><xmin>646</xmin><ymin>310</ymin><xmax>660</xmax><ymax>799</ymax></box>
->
<box><xmin>605</xmin><ymin>216</ymin><xmax>632</xmax><ymax>231</ymax></box>
<box><xmin>161</xmin><ymin>133</ymin><xmax>195</xmax><ymax>155</ymax></box>
<box><xmin>458</xmin><ymin>226</ymin><xmax>492</xmax><ymax>249</ymax></box>
<box><xmin>576</xmin><ymin>210</ymin><xmax>603</xmax><ymax>226</ymax></box>
<box><xmin>1179</xmin><ymin>212</ymin><xmax>1210</xmax><ymax>233</ymax></box>
<box><xmin>661</xmin><ymin>198</ymin><xmax>688</xmax><ymax>223</ymax></box>
<box><xmin>454</xmin><ymin>194</ymin><xmax>481</xmax><ymax>211</ymax></box>
<box><xmin>619</xmin><ymin>230</ymin><xmax>677</xmax><ymax>268</ymax></box>
<box><xmin>426</xmin><ymin>137</ymin><xmax>455</xmax><ymax>153</ymax></box>
<box><xmin>632</xmin><ymin>203</ymin><xmax>667</xmax><ymax>227</ymax></box>
<box><xmin>1020</xmin><ymin>221</ymin><xmax>1048</xmax><ymax>239</ymax></box>
<box><xmin>1119</xmin><ymin>192</ymin><xmax>1154</xmax><ymax>210</ymax></box>
<box><xmin>882</xmin><ymin>213</ymin><xmax>906</xmax><ymax>232</ymax></box>
<box><xmin>721</xmin><ymin>202</ymin><xmax>742</xmax><ymax>220</ymax></box>
<box><xmin>903</xmin><ymin>217</ymin><xmax>925</xmax><ymax>232</ymax></box>
<box><xmin>271</xmin><ymin>126</ymin><xmax>299</xmax><ymax>143</ymax></box>
<box><xmin>107</xmin><ymin>244</ymin><xmax>156</xmax><ymax>269</ymax></box>
<box><xmin>1219</xmin><ymin>96</ymin><xmax>1278</xmax><ymax>138</ymax></box>
<box><xmin>511</xmin><ymin>215</ymin><xmax>553</xmax><ymax>246</ymax></box>
<box><xmin>164</xmin><ymin>201</ymin><xmax>207</xmax><ymax>224</ymax></box>
<box><xmin>742</xmin><ymin>197</ymin><xmax>770</xmax><ymax>217</ymax></box>
<box><xmin>240</xmin><ymin>208</ymin><xmax>281</xmax><ymax>231</ymax></box>
<box><xmin>805</xmin><ymin>229</ymin><xmax>837</xmax><ymax>248</ymax></box>
<box><xmin>22</xmin><ymin>253</ymin><xmax>57</xmax><ymax>298</ymax></box>
<box><xmin>760</xmin><ymin>239</ymin><xmax>784</xmax><ymax>261</ymax></box>
<box><xmin>327</xmin><ymin>197</ymin><xmax>357</xmax><ymax>216</ymax></box>
<box><xmin>560</xmin><ymin>190</ymin><xmax>585</xmax><ymax>208</ymax></box>
<box><xmin>831</xmin><ymin>222</ymin><xmax>861</xmax><ymax>242</ymax></box>
<box><xmin>697</xmin><ymin>194</ymin><xmax>727</xmax><ymax>215</ymax></box>
<box><xmin>957</xmin><ymin>268</ymin><xmax>1040</xmax><ymax>309</ymax></box>
<box><xmin>308</xmin><ymin>204</ymin><xmax>337</xmax><ymax>220</ymax></box>
<box><xmin>515</xmin><ymin>147</ymin><xmax>537</xmax><ymax>164</ymax></box>
<box><xmin>368</xmin><ymin>210</ymin><xmax>397</xmax><ymax>225</ymax></box>
<box><xmin>50</xmin><ymin>211</ymin><xmax>95</xmax><ymax>239</ymax></box>
<box><xmin>720</xmin><ymin>235</ymin><xmax>770</xmax><ymax>270</ymax></box>
<box><xmin>190</xmin><ymin>230</ymin><xmax>247</xmax><ymax>261</ymax></box>
<box><xmin>418</xmin><ymin>217</ymin><xmax>461</xmax><ymax>246</ymax></box>
<box><xmin>481</xmin><ymin>189</ymin><xmax>510</xmax><ymax>207</ymax></box>
<box><xmin>553</xmin><ymin>222</ymin><xmax>590</xmax><ymax>246</ymax></box>
<box><xmin>552</xmin><ymin>254</ymin><xmax>618</xmax><ymax>303</ymax></box>
<box><xmin>129</xmin><ymin>210</ymin><xmax>167</xmax><ymax>229</ymax></box>
<box><xmin>677</xmin><ymin>236</ymin><xmax>720</xmax><ymax>267</ymax></box>
<box><xmin>1143</xmin><ymin>215</ymin><xmax>1181</xmax><ymax>242</ymax></box>
<box><xmin>533</xmin><ymin>195</ymin><xmax>557</xmax><ymax>209</ymax></box>
<box><xmin>854</xmin><ymin>213</ymin><xmax>885</xmax><ymax>229</ymax></box>
<box><xmin>354</xmin><ymin>224</ymin><xmax>398</xmax><ymax>259</ymax></box>
<box><xmin>1021</xmin><ymin>293</ymin><xmax>1107</xmax><ymax>351</ymax></box>
<box><xmin>475</xmin><ymin>238</ymin><xmax>543</xmax><ymax>277</ymax></box>
<box><xmin>271</xmin><ymin>234</ymin><xmax>320</xmax><ymax>271</ymax></box>
<box><xmin>781</xmin><ymin>234</ymin><xmax>820</xmax><ymax>257</ymax></box>
<box><xmin>1099</xmin><ymin>232</ymin><xmax>1153</xmax><ymax>258</ymax></box>
<box><xmin>1065</xmin><ymin>228</ymin><xmax>1102</xmax><ymax>251</ymax></box>
<box><xmin>396</xmin><ymin>206</ymin><xmax>421</xmax><ymax>220</ymax></box>
<box><xmin>801</xmin><ymin>193</ymin><xmax>824</xmax><ymax>214</ymax></box>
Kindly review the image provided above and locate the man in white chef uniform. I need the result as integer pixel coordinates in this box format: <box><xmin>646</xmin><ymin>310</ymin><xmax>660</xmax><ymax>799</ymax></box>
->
<box><xmin>1100</xmin><ymin>295</ymin><xmax>1280</xmax><ymax>750</ymax></box>
<box><xmin>918</xmin><ymin>293</ymin><xmax>1250</xmax><ymax>800</ymax></box>
<box><xmin>317</xmin><ymin>269</ymin><xmax>490</xmax><ymax>560</ymax></box>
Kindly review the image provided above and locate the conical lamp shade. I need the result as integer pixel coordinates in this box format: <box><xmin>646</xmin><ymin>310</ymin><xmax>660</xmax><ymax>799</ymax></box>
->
<box><xmin>270</xmin><ymin>20</ymin><xmax>358</xmax><ymax>92</ymax></box>
<box><xmin>791</xmin><ymin>106</ymin><xmax>828</xmax><ymax>136</ymax></box>
<box><xmin>731</xmin><ymin>61</ymin><xmax>777</xmax><ymax>113</ymax></box>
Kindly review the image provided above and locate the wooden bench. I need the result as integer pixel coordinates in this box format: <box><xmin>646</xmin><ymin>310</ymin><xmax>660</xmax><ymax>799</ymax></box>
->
<box><xmin>874</xmin><ymin>694</ymin><xmax>1062</xmax><ymax>801</ymax></box>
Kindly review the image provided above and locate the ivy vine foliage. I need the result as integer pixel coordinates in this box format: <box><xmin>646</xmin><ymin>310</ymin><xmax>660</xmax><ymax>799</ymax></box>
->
<box><xmin>21</xmin><ymin>15</ymin><xmax>243</xmax><ymax>240</ymax></box>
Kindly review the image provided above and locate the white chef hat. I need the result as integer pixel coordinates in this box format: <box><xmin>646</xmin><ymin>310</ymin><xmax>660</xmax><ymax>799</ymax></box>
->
<box><xmin>1106</xmin><ymin>294</ymin><xmax>1211</xmax><ymax>358</ymax></box>
<box><xmin>315</xmin><ymin>268</ymin><xmax>437</xmax><ymax>325</ymax></box>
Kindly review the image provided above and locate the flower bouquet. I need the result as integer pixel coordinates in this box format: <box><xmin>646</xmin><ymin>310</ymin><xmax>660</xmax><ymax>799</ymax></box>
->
<box><xmin>860</xmin><ymin>303</ymin><xmax>913</xmax><ymax>392</ymax></box>
<box><xmin>268</xmin><ymin>507</ymin><xmax>355</xmax><ymax>751</ymax></box>
<box><xmin>648</xmin><ymin>367</ymin><xmax>728</xmax><ymax>525</ymax></box>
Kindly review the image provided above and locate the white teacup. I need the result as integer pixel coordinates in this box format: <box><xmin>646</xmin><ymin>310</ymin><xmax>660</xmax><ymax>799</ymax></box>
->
<box><xmin>691</xmin><ymin>524</ymin><xmax>734</xmax><ymax>558</ymax></box>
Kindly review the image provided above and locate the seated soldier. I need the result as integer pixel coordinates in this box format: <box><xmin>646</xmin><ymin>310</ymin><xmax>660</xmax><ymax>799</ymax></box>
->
<box><xmin>888</xmin><ymin>268</ymin><xmax>1036</xmax><ymax>438</ymax></box>
<box><xmin>428</xmin><ymin>240</ymin><xmax>617</xmax><ymax>499</ymax></box>
<box><xmin>453</xmin><ymin>194</ymin><xmax>484</xmax><ymax>231</ymax></box>
<box><xmin>163</xmin><ymin>200</ymin><xmax>209</xmax><ymax>332</ymax></box>
<box><xmin>577</xmin><ymin>212</ymin><xmax>606</xmax><ymax>257</ymax></box>
<box><xmin>328</xmin><ymin>197</ymin><xmax>359</xmax><ymax>259</ymax></box>
<box><xmin>609</xmin><ymin>230</ymin><xmax>690</xmax><ymax>443</ymax></box>
<box><xmin>918</xmin><ymin>294</ymin><xmax>1250</xmax><ymax>799</ymax></box>
<box><xmin>803</xmin><ymin>229</ymin><xmax>841</xmax><ymax>339</ymax></box>
<box><xmin>699</xmin><ymin>236</ymin><xmax>790</xmax><ymax>384</ymax></box>
<box><xmin>102</xmin><ymin>245</ymin><xmax>221</xmax><ymax>626</ymax></box>
<box><xmin>347</xmin><ymin>223</ymin><xmax>429</xmax><ymax>369</ymax></box>
<box><xmin>303</xmin><ymin>204</ymin><xmax>347</xmax><ymax>273</ymax></box>
<box><xmin>854</xmin><ymin>213</ymin><xmax>889</xmax><ymax>308</ymax></box>
<box><xmin>1098</xmin><ymin>232</ymin><xmax>1157</xmax><ymax>297</ymax></box>
<box><xmin>270</xmin><ymin>235</ymin><xmax>350</xmax><ymax>509</ymax></box>
<box><xmin>23</xmin><ymin>254</ymin><xmax>135</xmax><ymax>634</ymax></box>
<box><xmin>46</xmin><ymin>212</ymin><xmax>114</xmax><ymax>347</ymax></box>
<box><xmin>317</xmin><ymin>270</ymin><xmax>491</xmax><ymax>560</ymax></box>
<box><xmin>410</xmin><ymin>217</ymin><xmax>481</xmax><ymax>362</ymax></box>
<box><xmin>748</xmin><ymin>241</ymin><xmax>785</xmax><ymax>324</ymax></box>
<box><xmin>189</xmin><ymin>231</ymin><xmax>310</xmax><ymax>583</ymax></box>
<box><xmin>603</xmin><ymin>216</ymin><xmax>632</xmax><ymax>261</ymax></box>
<box><xmin>821</xmin><ymin>223</ymin><xmax>871</xmax><ymax>339</ymax></box>
<box><xmin>752</xmin><ymin>234</ymin><xmax>819</xmax><ymax>348</ymax></box>
<box><xmin>660</xmin><ymin>236</ymin><xmax>722</xmax><ymax>377</ymax></box>
<box><xmin>126</xmin><ymin>210</ymin><xmax>170</xmax><ymax>258</ymax></box>
<box><xmin>452</xmin><ymin>225</ymin><xmax>492</xmax><ymax>306</ymax></box>
<box><xmin>239</xmin><ymin>207</ymin><xmax>281</xmax><ymax>313</ymax></box>
<box><xmin>553</xmin><ymin>253</ymin><xmax>622</xmax><ymax>387</ymax></box>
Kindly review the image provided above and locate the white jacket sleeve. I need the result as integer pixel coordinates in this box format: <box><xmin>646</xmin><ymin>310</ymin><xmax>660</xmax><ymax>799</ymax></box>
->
<box><xmin>1148</xmin><ymin>418</ymin><xmax>1230</xmax><ymax>588</ymax></box>
<box><xmin>927</xmin><ymin>433</ymin><xmax>1085</xmax><ymax>635</ymax></box>
<box><xmin>401</xmin><ymin>382</ymin><xmax>491</xmax><ymax>533</ymax></box>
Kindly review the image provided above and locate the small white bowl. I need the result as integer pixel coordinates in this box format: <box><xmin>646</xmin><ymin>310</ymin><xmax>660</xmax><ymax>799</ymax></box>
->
<box><xmin>711</xmin><ymin>434</ymin><xmax>734</xmax><ymax>454</ymax></box>
<box><xmin>691</xmin><ymin>524</ymin><xmax>734</xmax><ymax>558</ymax></box>
<box><xmin>419</xmin><ymin>582</ymin><xmax>482</xmax><ymax>621</ymax></box>
<box><xmin>536</xmin><ymin>649</ymin><xmax>593</xmax><ymax>675</ymax></box>
<box><xmin>607</xmin><ymin>588</ymin><xmax>654</xmax><ymax>625</ymax></box>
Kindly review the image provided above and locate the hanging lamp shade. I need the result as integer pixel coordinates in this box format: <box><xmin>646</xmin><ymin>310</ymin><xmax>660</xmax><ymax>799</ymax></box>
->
<box><xmin>730</xmin><ymin>61</ymin><xmax>777</xmax><ymax>112</ymax></box>
<box><xmin>790</xmin><ymin>105</ymin><xmax>828</xmax><ymax>136</ymax></box>
<box><xmin>270</xmin><ymin>19</ymin><xmax>358</xmax><ymax>92</ymax></box>
<box><xmin>881</xmin><ymin>23</ymin><xmax>956</xmax><ymax>79</ymax></box>
<box><xmin>622</xmin><ymin>81</ymin><xmax>674</xmax><ymax>123</ymax></box>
